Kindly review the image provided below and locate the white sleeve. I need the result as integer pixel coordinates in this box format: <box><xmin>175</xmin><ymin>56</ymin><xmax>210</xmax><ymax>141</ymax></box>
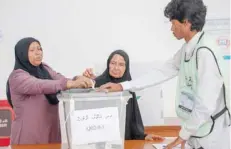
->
<box><xmin>179</xmin><ymin>48</ymin><xmax>223</xmax><ymax>140</ymax></box>
<box><xmin>120</xmin><ymin>49</ymin><xmax>182</xmax><ymax>91</ymax></box>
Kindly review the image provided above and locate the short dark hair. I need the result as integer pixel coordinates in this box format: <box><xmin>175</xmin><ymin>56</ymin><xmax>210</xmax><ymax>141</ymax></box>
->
<box><xmin>164</xmin><ymin>0</ymin><xmax>207</xmax><ymax>31</ymax></box>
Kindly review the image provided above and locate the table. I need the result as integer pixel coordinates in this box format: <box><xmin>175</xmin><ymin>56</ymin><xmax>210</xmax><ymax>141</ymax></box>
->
<box><xmin>6</xmin><ymin>140</ymin><xmax>173</xmax><ymax>149</ymax></box>
<box><xmin>1</xmin><ymin>126</ymin><xmax>180</xmax><ymax>149</ymax></box>
<box><xmin>0</xmin><ymin>141</ymin><xmax>157</xmax><ymax>149</ymax></box>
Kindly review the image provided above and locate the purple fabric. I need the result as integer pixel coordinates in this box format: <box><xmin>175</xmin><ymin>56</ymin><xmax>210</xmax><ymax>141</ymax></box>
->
<box><xmin>8</xmin><ymin>63</ymin><xmax>68</xmax><ymax>144</ymax></box>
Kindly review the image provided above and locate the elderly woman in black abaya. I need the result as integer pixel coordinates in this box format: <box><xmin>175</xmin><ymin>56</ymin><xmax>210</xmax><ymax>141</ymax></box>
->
<box><xmin>83</xmin><ymin>50</ymin><xmax>164</xmax><ymax>141</ymax></box>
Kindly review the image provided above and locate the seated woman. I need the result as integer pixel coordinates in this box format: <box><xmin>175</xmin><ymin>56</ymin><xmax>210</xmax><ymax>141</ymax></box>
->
<box><xmin>7</xmin><ymin>37</ymin><xmax>93</xmax><ymax>145</ymax></box>
<box><xmin>83</xmin><ymin>50</ymin><xmax>164</xmax><ymax>141</ymax></box>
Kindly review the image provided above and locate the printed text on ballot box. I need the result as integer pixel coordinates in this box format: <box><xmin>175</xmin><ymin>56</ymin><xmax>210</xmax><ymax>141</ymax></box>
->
<box><xmin>70</xmin><ymin>107</ymin><xmax>121</xmax><ymax>145</ymax></box>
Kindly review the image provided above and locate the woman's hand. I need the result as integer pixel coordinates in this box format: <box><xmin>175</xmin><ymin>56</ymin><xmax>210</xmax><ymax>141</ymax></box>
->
<box><xmin>67</xmin><ymin>76</ymin><xmax>94</xmax><ymax>88</ymax></box>
<box><xmin>82</xmin><ymin>68</ymin><xmax>96</xmax><ymax>79</ymax></box>
<box><xmin>145</xmin><ymin>134</ymin><xmax>165</xmax><ymax>141</ymax></box>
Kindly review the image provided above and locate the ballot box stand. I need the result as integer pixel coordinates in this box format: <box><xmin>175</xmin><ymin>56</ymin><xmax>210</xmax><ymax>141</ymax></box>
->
<box><xmin>0</xmin><ymin>100</ymin><xmax>14</xmax><ymax>146</ymax></box>
<box><xmin>58</xmin><ymin>89</ymin><xmax>131</xmax><ymax>149</ymax></box>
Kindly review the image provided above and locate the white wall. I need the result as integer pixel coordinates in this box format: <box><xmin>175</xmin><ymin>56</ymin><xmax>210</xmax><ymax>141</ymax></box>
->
<box><xmin>0</xmin><ymin>0</ymin><xmax>230</xmax><ymax>123</ymax></box>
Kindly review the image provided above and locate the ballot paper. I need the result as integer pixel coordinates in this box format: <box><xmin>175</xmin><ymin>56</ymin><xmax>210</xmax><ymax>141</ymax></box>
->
<box><xmin>152</xmin><ymin>144</ymin><xmax>181</xmax><ymax>149</ymax></box>
<box><xmin>152</xmin><ymin>137</ymin><xmax>190</xmax><ymax>149</ymax></box>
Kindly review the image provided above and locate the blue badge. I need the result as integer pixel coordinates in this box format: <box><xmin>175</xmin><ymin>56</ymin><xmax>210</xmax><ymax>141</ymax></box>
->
<box><xmin>223</xmin><ymin>55</ymin><xmax>230</xmax><ymax>60</ymax></box>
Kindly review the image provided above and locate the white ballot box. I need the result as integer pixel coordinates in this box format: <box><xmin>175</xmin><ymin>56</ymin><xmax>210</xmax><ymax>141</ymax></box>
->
<box><xmin>57</xmin><ymin>89</ymin><xmax>131</xmax><ymax>149</ymax></box>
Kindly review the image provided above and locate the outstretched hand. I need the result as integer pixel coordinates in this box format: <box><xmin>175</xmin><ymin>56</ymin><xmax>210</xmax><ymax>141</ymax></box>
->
<box><xmin>98</xmin><ymin>82</ymin><xmax>123</xmax><ymax>92</ymax></box>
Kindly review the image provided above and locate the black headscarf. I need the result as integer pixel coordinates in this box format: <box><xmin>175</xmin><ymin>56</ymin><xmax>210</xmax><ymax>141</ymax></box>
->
<box><xmin>6</xmin><ymin>37</ymin><xmax>59</xmax><ymax>108</ymax></box>
<box><xmin>94</xmin><ymin>50</ymin><xmax>132</xmax><ymax>87</ymax></box>
<box><xmin>94</xmin><ymin>50</ymin><xmax>146</xmax><ymax>140</ymax></box>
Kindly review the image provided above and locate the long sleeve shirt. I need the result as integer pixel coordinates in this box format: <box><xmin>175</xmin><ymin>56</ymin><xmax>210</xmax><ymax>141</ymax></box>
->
<box><xmin>121</xmin><ymin>32</ymin><xmax>224</xmax><ymax>140</ymax></box>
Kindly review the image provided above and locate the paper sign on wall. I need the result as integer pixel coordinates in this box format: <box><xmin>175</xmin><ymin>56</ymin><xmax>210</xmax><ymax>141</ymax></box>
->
<box><xmin>70</xmin><ymin>107</ymin><xmax>121</xmax><ymax>145</ymax></box>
